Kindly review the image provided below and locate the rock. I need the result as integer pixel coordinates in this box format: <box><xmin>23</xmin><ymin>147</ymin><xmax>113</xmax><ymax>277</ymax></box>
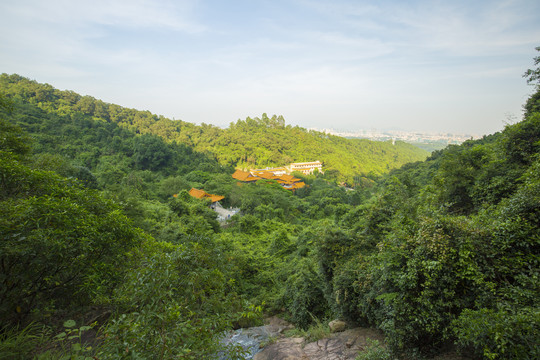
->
<box><xmin>305</xmin><ymin>328</ymin><xmax>385</xmax><ymax>360</ymax></box>
<box><xmin>264</xmin><ymin>316</ymin><xmax>295</xmax><ymax>334</ymax></box>
<box><xmin>219</xmin><ymin>319</ymin><xmax>294</xmax><ymax>359</ymax></box>
<box><xmin>253</xmin><ymin>337</ymin><xmax>305</xmax><ymax>360</ymax></box>
<box><xmin>254</xmin><ymin>327</ymin><xmax>385</xmax><ymax>360</ymax></box>
<box><xmin>328</xmin><ymin>320</ymin><xmax>347</xmax><ymax>333</ymax></box>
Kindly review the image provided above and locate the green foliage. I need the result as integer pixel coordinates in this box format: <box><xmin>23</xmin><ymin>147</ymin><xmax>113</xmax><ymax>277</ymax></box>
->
<box><xmin>1</xmin><ymin>54</ymin><xmax>539</xmax><ymax>359</ymax></box>
<box><xmin>48</xmin><ymin>320</ymin><xmax>96</xmax><ymax>359</ymax></box>
<box><xmin>283</xmin><ymin>316</ymin><xmax>331</xmax><ymax>343</ymax></box>
<box><xmin>501</xmin><ymin>112</ymin><xmax>540</xmax><ymax>165</ymax></box>
<box><xmin>453</xmin><ymin>307</ymin><xmax>539</xmax><ymax>359</ymax></box>
<box><xmin>0</xmin><ymin>323</ymin><xmax>47</xmax><ymax>360</ymax></box>
<box><xmin>0</xmin><ymin>118</ymin><xmax>31</xmax><ymax>156</ymax></box>
<box><xmin>523</xmin><ymin>88</ymin><xmax>540</xmax><ymax>118</ymax></box>
<box><xmin>355</xmin><ymin>339</ymin><xmax>394</xmax><ymax>360</ymax></box>
<box><xmin>0</xmin><ymin>74</ymin><xmax>427</xmax><ymax>186</ymax></box>
<box><xmin>31</xmin><ymin>153</ymin><xmax>98</xmax><ymax>189</ymax></box>
<box><xmin>0</xmin><ymin>151</ymin><xmax>143</xmax><ymax>324</ymax></box>
<box><xmin>522</xmin><ymin>46</ymin><xmax>540</xmax><ymax>87</ymax></box>
<box><xmin>282</xmin><ymin>258</ymin><xmax>329</xmax><ymax>329</ymax></box>
<box><xmin>132</xmin><ymin>133</ymin><xmax>173</xmax><ymax>171</ymax></box>
<box><xmin>208</xmin><ymin>116</ymin><xmax>427</xmax><ymax>184</ymax></box>
<box><xmin>168</xmin><ymin>193</ymin><xmax>221</xmax><ymax>235</ymax></box>
<box><xmin>434</xmin><ymin>144</ymin><xmax>491</xmax><ymax>214</ymax></box>
<box><xmin>99</xmin><ymin>239</ymin><xmax>243</xmax><ymax>359</ymax></box>
<box><xmin>303</xmin><ymin>66</ymin><xmax>540</xmax><ymax>356</ymax></box>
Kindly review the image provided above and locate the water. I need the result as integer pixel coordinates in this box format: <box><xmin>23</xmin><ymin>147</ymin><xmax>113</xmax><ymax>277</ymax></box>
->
<box><xmin>219</xmin><ymin>325</ymin><xmax>280</xmax><ymax>359</ymax></box>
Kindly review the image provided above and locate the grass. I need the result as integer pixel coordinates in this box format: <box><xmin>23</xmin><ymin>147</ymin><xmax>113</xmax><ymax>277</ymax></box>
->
<box><xmin>355</xmin><ymin>339</ymin><xmax>394</xmax><ymax>360</ymax></box>
<box><xmin>283</xmin><ymin>317</ymin><xmax>332</xmax><ymax>343</ymax></box>
<box><xmin>0</xmin><ymin>323</ymin><xmax>49</xmax><ymax>360</ymax></box>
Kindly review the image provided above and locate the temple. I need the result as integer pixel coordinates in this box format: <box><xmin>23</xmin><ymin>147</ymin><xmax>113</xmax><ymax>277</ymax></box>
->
<box><xmin>188</xmin><ymin>188</ymin><xmax>225</xmax><ymax>206</ymax></box>
<box><xmin>232</xmin><ymin>169</ymin><xmax>306</xmax><ymax>190</ymax></box>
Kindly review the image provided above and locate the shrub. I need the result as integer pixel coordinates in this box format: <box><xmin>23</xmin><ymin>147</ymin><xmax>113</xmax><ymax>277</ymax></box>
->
<box><xmin>282</xmin><ymin>259</ymin><xmax>329</xmax><ymax>329</ymax></box>
<box><xmin>355</xmin><ymin>339</ymin><xmax>394</xmax><ymax>360</ymax></box>
<box><xmin>0</xmin><ymin>152</ymin><xmax>141</xmax><ymax>324</ymax></box>
<box><xmin>452</xmin><ymin>307</ymin><xmax>540</xmax><ymax>359</ymax></box>
<box><xmin>99</xmin><ymin>239</ymin><xmax>243</xmax><ymax>359</ymax></box>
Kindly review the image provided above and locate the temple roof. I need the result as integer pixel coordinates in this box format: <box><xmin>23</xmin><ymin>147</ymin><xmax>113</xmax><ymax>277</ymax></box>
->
<box><xmin>232</xmin><ymin>169</ymin><xmax>259</xmax><ymax>182</ymax></box>
<box><xmin>188</xmin><ymin>188</ymin><xmax>225</xmax><ymax>203</ymax></box>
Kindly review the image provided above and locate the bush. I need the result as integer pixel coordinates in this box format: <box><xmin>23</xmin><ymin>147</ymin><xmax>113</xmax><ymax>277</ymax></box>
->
<box><xmin>0</xmin><ymin>323</ymin><xmax>46</xmax><ymax>360</ymax></box>
<box><xmin>452</xmin><ymin>307</ymin><xmax>540</xmax><ymax>359</ymax></box>
<box><xmin>99</xmin><ymin>239</ymin><xmax>243</xmax><ymax>359</ymax></box>
<box><xmin>0</xmin><ymin>152</ymin><xmax>142</xmax><ymax>324</ymax></box>
<box><xmin>355</xmin><ymin>339</ymin><xmax>394</xmax><ymax>360</ymax></box>
<box><xmin>282</xmin><ymin>259</ymin><xmax>329</xmax><ymax>329</ymax></box>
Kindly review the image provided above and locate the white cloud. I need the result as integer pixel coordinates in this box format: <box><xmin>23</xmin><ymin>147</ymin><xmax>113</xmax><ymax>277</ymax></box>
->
<box><xmin>0</xmin><ymin>0</ymin><xmax>537</xmax><ymax>135</ymax></box>
<box><xmin>2</xmin><ymin>0</ymin><xmax>205</xmax><ymax>32</ymax></box>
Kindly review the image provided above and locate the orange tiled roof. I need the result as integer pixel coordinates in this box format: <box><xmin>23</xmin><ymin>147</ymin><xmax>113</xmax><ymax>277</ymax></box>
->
<box><xmin>258</xmin><ymin>171</ymin><xmax>278</xmax><ymax>180</ymax></box>
<box><xmin>275</xmin><ymin>174</ymin><xmax>301</xmax><ymax>184</ymax></box>
<box><xmin>208</xmin><ymin>194</ymin><xmax>225</xmax><ymax>202</ymax></box>
<box><xmin>188</xmin><ymin>188</ymin><xmax>225</xmax><ymax>203</ymax></box>
<box><xmin>232</xmin><ymin>169</ymin><xmax>259</xmax><ymax>182</ymax></box>
<box><xmin>188</xmin><ymin>188</ymin><xmax>207</xmax><ymax>199</ymax></box>
<box><xmin>292</xmin><ymin>182</ymin><xmax>306</xmax><ymax>189</ymax></box>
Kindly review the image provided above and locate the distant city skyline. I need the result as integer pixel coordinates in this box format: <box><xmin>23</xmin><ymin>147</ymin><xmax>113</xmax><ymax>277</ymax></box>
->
<box><xmin>312</xmin><ymin>127</ymin><xmax>481</xmax><ymax>137</ymax></box>
<box><xmin>310</xmin><ymin>127</ymin><xmax>480</xmax><ymax>145</ymax></box>
<box><xmin>1</xmin><ymin>0</ymin><xmax>539</xmax><ymax>136</ymax></box>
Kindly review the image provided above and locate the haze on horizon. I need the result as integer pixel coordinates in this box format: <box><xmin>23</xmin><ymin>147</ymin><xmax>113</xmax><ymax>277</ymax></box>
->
<box><xmin>1</xmin><ymin>0</ymin><xmax>539</xmax><ymax>136</ymax></box>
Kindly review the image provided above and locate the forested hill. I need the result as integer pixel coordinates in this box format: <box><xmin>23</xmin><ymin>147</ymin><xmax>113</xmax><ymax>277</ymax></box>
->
<box><xmin>0</xmin><ymin>74</ymin><xmax>427</xmax><ymax>184</ymax></box>
<box><xmin>192</xmin><ymin>114</ymin><xmax>428</xmax><ymax>184</ymax></box>
<box><xmin>1</xmin><ymin>49</ymin><xmax>539</xmax><ymax>360</ymax></box>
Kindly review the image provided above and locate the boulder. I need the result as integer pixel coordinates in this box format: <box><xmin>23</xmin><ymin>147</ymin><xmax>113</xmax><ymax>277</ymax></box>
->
<box><xmin>254</xmin><ymin>328</ymin><xmax>385</xmax><ymax>360</ymax></box>
<box><xmin>253</xmin><ymin>337</ymin><xmax>305</xmax><ymax>360</ymax></box>
<box><xmin>264</xmin><ymin>316</ymin><xmax>295</xmax><ymax>334</ymax></box>
<box><xmin>328</xmin><ymin>320</ymin><xmax>347</xmax><ymax>333</ymax></box>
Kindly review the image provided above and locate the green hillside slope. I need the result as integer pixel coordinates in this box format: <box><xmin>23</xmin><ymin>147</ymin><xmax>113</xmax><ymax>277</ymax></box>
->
<box><xmin>0</xmin><ymin>74</ymin><xmax>428</xmax><ymax>185</ymax></box>
<box><xmin>1</xmin><ymin>48</ymin><xmax>538</xmax><ymax>360</ymax></box>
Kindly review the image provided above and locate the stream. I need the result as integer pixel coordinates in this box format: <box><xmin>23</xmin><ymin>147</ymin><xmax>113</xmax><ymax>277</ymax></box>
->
<box><xmin>219</xmin><ymin>320</ymin><xmax>288</xmax><ymax>360</ymax></box>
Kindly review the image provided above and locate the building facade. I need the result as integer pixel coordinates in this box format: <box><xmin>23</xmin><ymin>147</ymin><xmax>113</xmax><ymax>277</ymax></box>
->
<box><xmin>287</xmin><ymin>161</ymin><xmax>323</xmax><ymax>175</ymax></box>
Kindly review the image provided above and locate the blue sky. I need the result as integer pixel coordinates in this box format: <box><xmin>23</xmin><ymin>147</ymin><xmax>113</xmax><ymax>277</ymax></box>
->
<box><xmin>1</xmin><ymin>0</ymin><xmax>539</xmax><ymax>135</ymax></box>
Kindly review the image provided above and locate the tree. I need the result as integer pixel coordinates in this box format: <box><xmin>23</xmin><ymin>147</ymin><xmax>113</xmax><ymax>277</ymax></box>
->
<box><xmin>523</xmin><ymin>47</ymin><xmax>540</xmax><ymax>118</ymax></box>
<box><xmin>0</xmin><ymin>152</ymin><xmax>143</xmax><ymax>324</ymax></box>
<box><xmin>132</xmin><ymin>134</ymin><xmax>173</xmax><ymax>171</ymax></box>
<box><xmin>0</xmin><ymin>118</ymin><xmax>31</xmax><ymax>156</ymax></box>
<box><xmin>523</xmin><ymin>46</ymin><xmax>540</xmax><ymax>87</ymax></box>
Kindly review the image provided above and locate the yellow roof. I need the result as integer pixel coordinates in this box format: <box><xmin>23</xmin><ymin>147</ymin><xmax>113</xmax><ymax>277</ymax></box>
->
<box><xmin>188</xmin><ymin>188</ymin><xmax>225</xmax><ymax>203</ymax></box>
<box><xmin>257</xmin><ymin>171</ymin><xmax>279</xmax><ymax>180</ymax></box>
<box><xmin>232</xmin><ymin>169</ymin><xmax>259</xmax><ymax>182</ymax></box>
<box><xmin>275</xmin><ymin>174</ymin><xmax>301</xmax><ymax>184</ymax></box>
<box><xmin>292</xmin><ymin>182</ymin><xmax>306</xmax><ymax>189</ymax></box>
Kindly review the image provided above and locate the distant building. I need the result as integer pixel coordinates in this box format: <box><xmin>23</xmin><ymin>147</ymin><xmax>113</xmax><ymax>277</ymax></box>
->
<box><xmin>188</xmin><ymin>188</ymin><xmax>225</xmax><ymax>208</ymax></box>
<box><xmin>287</xmin><ymin>161</ymin><xmax>323</xmax><ymax>175</ymax></box>
<box><xmin>251</xmin><ymin>167</ymin><xmax>288</xmax><ymax>176</ymax></box>
<box><xmin>231</xmin><ymin>160</ymin><xmax>322</xmax><ymax>190</ymax></box>
<box><xmin>232</xmin><ymin>169</ymin><xmax>260</xmax><ymax>182</ymax></box>
<box><xmin>231</xmin><ymin>169</ymin><xmax>305</xmax><ymax>191</ymax></box>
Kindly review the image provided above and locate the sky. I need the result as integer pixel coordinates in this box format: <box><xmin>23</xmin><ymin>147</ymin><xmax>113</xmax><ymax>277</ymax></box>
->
<box><xmin>1</xmin><ymin>0</ymin><xmax>539</xmax><ymax>136</ymax></box>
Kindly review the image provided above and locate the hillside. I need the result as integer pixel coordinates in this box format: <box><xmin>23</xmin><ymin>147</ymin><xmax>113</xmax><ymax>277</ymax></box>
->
<box><xmin>0</xmin><ymin>74</ymin><xmax>428</xmax><ymax>185</ymax></box>
<box><xmin>0</xmin><ymin>50</ymin><xmax>538</xmax><ymax>360</ymax></box>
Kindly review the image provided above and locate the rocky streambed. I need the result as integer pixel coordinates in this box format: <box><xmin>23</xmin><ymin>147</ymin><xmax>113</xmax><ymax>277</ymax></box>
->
<box><xmin>220</xmin><ymin>317</ymin><xmax>386</xmax><ymax>360</ymax></box>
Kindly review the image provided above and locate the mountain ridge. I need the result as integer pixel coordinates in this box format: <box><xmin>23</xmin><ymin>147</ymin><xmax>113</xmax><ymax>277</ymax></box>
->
<box><xmin>0</xmin><ymin>73</ymin><xmax>428</xmax><ymax>185</ymax></box>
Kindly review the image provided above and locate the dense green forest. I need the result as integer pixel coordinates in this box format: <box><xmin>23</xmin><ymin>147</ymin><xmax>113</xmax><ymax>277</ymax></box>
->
<box><xmin>0</xmin><ymin>49</ymin><xmax>539</xmax><ymax>359</ymax></box>
<box><xmin>0</xmin><ymin>73</ymin><xmax>428</xmax><ymax>187</ymax></box>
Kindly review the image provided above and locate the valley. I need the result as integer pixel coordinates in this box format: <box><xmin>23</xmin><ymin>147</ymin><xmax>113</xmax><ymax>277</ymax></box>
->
<box><xmin>0</xmin><ymin>65</ymin><xmax>539</xmax><ymax>359</ymax></box>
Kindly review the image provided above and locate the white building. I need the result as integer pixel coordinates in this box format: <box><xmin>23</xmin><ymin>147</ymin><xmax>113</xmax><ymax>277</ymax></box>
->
<box><xmin>287</xmin><ymin>161</ymin><xmax>323</xmax><ymax>175</ymax></box>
